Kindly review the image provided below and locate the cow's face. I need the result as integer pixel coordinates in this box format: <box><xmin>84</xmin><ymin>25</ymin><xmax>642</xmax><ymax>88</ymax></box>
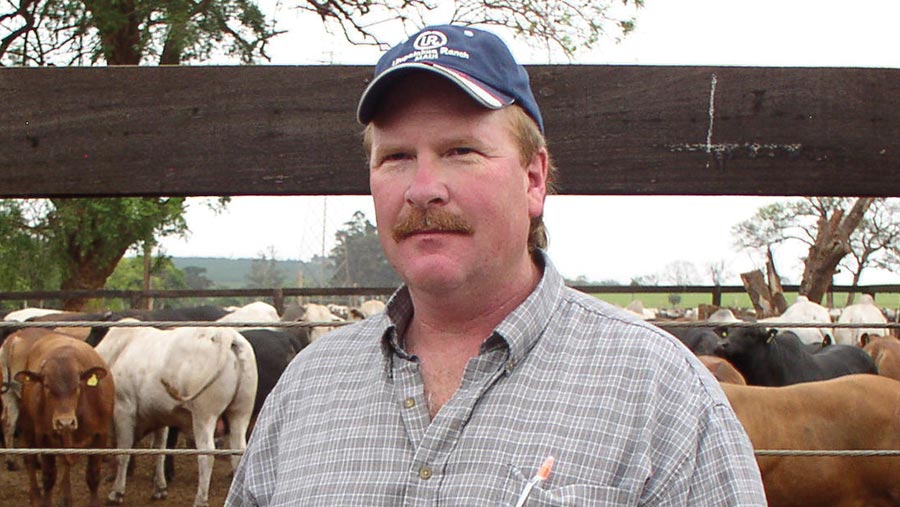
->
<box><xmin>15</xmin><ymin>360</ymin><xmax>107</xmax><ymax>434</ymax></box>
<box><xmin>715</xmin><ymin>326</ymin><xmax>776</xmax><ymax>358</ymax></box>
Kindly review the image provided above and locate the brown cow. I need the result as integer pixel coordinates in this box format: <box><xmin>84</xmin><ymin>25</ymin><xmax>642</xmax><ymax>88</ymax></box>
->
<box><xmin>1</xmin><ymin>325</ymin><xmax>93</xmax><ymax>471</ymax></box>
<box><xmin>722</xmin><ymin>375</ymin><xmax>900</xmax><ymax>507</ymax></box>
<box><xmin>698</xmin><ymin>355</ymin><xmax>747</xmax><ymax>385</ymax></box>
<box><xmin>15</xmin><ymin>333</ymin><xmax>115</xmax><ymax>507</ymax></box>
<box><xmin>862</xmin><ymin>333</ymin><xmax>900</xmax><ymax>382</ymax></box>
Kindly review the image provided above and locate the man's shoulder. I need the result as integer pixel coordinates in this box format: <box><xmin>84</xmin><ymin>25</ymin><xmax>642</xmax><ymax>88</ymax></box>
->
<box><xmin>556</xmin><ymin>287</ymin><xmax>674</xmax><ymax>343</ymax></box>
<box><xmin>549</xmin><ymin>287</ymin><xmax>727</xmax><ymax>401</ymax></box>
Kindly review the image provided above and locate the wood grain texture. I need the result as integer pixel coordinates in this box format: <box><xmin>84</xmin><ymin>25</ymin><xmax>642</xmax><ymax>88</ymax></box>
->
<box><xmin>2</xmin><ymin>65</ymin><xmax>898</xmax><ymax>197</ymax></box>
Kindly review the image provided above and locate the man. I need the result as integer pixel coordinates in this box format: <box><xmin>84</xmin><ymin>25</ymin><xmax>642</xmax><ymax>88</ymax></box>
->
<box><xmin>227</xmin><ymin>25</ymin><xmax>766</xmax><ymax>506</ymax></box>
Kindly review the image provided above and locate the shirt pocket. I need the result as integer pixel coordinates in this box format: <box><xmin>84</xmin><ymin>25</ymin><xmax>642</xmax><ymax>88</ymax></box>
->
<box><xmin>505</xmin><ymin>465</ymin><xmax>636</xmax><ymax>506</ymax></box>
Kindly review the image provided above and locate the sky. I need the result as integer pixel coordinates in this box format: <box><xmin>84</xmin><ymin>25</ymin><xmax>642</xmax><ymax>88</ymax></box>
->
<box><xmin>159</xmin><ymin>0</ymin><xmax>900</xmax><ymax>285</ymax></box>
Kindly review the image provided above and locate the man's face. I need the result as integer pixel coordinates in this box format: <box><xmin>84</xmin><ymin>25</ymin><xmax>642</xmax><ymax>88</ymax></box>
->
<box><xmin>368</xmin><ymin>74</ymin><xmax>547</xmax><ymax>294</ymax></box>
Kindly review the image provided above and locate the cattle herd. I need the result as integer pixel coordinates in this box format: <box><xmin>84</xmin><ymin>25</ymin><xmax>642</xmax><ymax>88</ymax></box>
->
<box><xmin>1</xmin><ymin>294</ymin><xmax>900</xmax><ymax>506</ymax></box>
<box><xmin>655</xmin><ymin>294</ymin><xmax>900</xmax><ymax>507</ymax></box>
<box><xmin>0</xmin><ymin>300</ymin><xmax>383</xmax><ymax>507</ymax></box>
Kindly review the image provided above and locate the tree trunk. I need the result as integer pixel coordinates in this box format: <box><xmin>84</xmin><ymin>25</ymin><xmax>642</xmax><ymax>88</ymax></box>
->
<box><xmin>799</xmin><ymin>198</ymin><xmax>874</xmax><ymax>304</ymax></box>
<box><xmin>741</xmin><ymin>270</ymin><xmax>779</xmax><ymax>318</ymax></box>
<box><xmin>765</xmin><ymin>246</ymin><xmax>788</xmax><ymax>314</ymax></box>
<box><xmin>59</xmin><ymin>257</ymin><xmax>123</xmax><ymax>310</ymax></box>
<box><xmin>141</xmin><ymin>242</ymin><xmax>153</xmax><ymax>310</ymax></box>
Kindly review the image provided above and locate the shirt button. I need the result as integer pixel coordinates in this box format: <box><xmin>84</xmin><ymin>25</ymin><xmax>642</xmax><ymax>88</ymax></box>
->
<box><xmin>404</xmin><ymin>397</ymin><xmax>416</xmax><ymax>409</ymax></box>
<box><xmin>418</xmin><ymin>466</ymin><xmax>433</xmax><ymax>480</ymax></box>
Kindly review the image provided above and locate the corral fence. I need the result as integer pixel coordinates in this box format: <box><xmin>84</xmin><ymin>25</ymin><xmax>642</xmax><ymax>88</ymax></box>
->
<box><xmin>4</xmin><ymin>284</ymin><xmax>900</xmax><ymax>313</ymax></box>
<box><xmin>3</xmin><ymin>65</ymin><xmax>900</xmax><ymax>463</ymax></box>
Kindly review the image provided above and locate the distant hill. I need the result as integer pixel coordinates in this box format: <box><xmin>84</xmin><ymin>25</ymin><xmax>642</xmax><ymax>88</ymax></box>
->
<box><xmin>171</xmin><ymin>257</ymin><xmax>333</xmax><ymax>288</ymax></box>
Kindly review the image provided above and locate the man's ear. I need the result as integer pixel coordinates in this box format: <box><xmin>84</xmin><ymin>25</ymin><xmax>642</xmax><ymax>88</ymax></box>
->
<box><xmin>525</xmin><ymin>148</ymin><xmax>549</xmax><ymax>219</ymax></box>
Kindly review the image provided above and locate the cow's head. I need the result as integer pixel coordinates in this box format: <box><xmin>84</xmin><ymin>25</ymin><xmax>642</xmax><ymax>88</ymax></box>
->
<box><xmin>15</xmin><ymin>362</ymin><xmax>107</xmax><ymax>434</ymax></box>
<box><xmin>714</xmin><ymin>325</ymin><xmax>776</xmax><ymax>358</ymax></box>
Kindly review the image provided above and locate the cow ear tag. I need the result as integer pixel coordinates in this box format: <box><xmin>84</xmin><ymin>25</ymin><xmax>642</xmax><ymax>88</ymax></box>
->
<box><xmin>86</xmin><ymin>374</ymin><xmax>99</xmax><ymax>387</ymax></box>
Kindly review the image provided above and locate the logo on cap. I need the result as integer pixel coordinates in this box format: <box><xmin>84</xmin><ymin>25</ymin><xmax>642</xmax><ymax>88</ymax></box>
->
<box><xmin>413</xmin><ymin>31</ymin><xmax>448</xmax><ymax>50</ymax></box>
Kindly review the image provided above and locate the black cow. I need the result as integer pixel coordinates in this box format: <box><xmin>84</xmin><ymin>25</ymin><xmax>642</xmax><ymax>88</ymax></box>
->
<box><xmin>658</xmin><ymin>325</ymin><xmax>720</xmax><ymax>356</ymax></box>
<box><xmin>715</xmin><ymin>325</ymin><xmax>877</xmax><ymax>386</ymax></box>
<box><xmin>240</xmin><ymin>328</ymin><xmax>308</xmax><ymax>419</ymax></box>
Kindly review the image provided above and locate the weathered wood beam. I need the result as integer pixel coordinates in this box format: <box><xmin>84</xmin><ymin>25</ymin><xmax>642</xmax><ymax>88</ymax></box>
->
<box><xmin>2</xmin><ymin>65</ymin><xmax>898</xmax><ymax>197</ymax></box>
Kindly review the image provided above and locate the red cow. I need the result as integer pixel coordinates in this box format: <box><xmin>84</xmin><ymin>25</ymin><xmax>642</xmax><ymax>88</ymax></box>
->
<box><xmin>862</xmin><ymin>333</ymin><xmax>900</xmax><ymax>382</ymax></box>
<box><xmin>698</xmin><ymin>355</ymin><xmax>747</xmax><ymax>385</ymax></box>
<box><xmin>15</xmin><ymin>332</ymin><xmax>115</xmax><ymax>507</ymax></box>
<box><xmin>722</xmin><ymin>375</ymin><xmax>900</xmax><ymax>507</ymax></box>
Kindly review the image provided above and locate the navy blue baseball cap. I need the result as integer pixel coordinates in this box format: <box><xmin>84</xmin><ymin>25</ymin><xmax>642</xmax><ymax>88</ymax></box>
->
<box><xmin>357</xmin><ymin>25</ymin><xmax>544</xmax><ymax>133</ymax></box>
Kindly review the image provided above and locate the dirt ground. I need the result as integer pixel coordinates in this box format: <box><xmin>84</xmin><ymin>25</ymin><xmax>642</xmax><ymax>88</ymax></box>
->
<box><xmin>0</xmin><ymin>447</ymin><xmax>235</xmax><ymax>507</ymax></box>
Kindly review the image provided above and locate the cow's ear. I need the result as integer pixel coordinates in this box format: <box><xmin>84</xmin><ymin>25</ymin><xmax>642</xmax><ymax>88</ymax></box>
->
<box><xmin>81</xmin><ymin>367</ymin><xmax>107</xmax><ymax>387</ymax></box>
<box><xmin>822</xmin><ymin>334</ymin><xmax>834</xmax><ymax>347</ymax></box>
<box><xmin>860</xmin><ymin>333</ymin><xmax>871</xmax><ymax>347</ymax></box>
<box><xmin>766</xmin><ymin>329</ymin><xmax>778</xmax><ymax>343</ymax></box>
<box><xmin>714</xmin><ymin>326</ymin><xmax>728</xmax><ymax>338</ymax></box>
<box><xmin>14</xmin><ymin>370</ymin><xmax>42</xmax><ymax>384</ymax></box>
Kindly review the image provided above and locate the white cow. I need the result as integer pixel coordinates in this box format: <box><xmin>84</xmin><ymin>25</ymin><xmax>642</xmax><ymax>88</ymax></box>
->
<box><xmin>94</xmin><ymin>320</ymin><xmax>257</xmax><ymax>507</ymax></box>
<box><xmin>217</xmin><ymin>301</ymin><xmax>279</xmax><ymax>324</ymax></box>
<box><xmin>357</xmin><ymin>299</ymin><xmax>386</xmax><ymax>318</ymax></box>
<box><xmin>761</xmin><ymin>295</ymin><xmax>834</xmax><ymax>345</ymax></box>
<box><xmin>3</xmin><ymin>307</ymin><xmax>63</xmax><ymax>322</ymax></box>
<box><xmin>834</xmin><ymin>294</ymin><xmax>889</xmax><ymax>346</ymax></box>
<box><xmin>303</xmin><ymin>303</ymin><xmax>342</xmax><ymax>342</ymax></box>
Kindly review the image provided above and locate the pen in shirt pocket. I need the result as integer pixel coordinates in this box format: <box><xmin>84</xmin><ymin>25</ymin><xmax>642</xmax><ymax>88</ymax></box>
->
<box><xmin>513</xmin><ymin>455</ymin><xmax>555</xmax><ymax>507</ymax></box>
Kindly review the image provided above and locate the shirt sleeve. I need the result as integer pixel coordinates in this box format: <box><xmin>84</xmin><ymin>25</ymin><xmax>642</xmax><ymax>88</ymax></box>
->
<box><xmin>646</xmin><ymin>402</ymin><xmax>767</xmax><ymax>506</ymax></box>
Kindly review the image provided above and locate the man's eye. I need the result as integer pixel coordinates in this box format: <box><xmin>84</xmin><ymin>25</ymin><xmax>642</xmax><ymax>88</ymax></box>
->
<box><xmin>448</xmin><ymin>147</ymin><xmax>476</xmax><ymax>156</ymax></box>
<box><xmin>381</xmin><ymin>153</ymin><xmax>409</xmax><ymax>163</ymax></box>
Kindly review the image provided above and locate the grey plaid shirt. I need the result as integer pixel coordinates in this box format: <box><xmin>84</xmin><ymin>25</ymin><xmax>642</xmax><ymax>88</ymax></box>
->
<box><xmin>227</xmin><ymin>254</ymin><xmax>766</xmax><ymax>506</ymax></box>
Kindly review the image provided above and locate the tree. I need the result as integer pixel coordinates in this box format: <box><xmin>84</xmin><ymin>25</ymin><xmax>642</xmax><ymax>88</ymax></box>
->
<box><xmin>294</xmin><ymin>0</ymin><xmax>643</xmax><ymax>58</ymax></box>
<box><xmin>245</xmin><ymin>246</ymin><xmax>286</xmax><ymax>288</ymax></box>
<box><xmin>842</xmin><ymin>200</ymin><xmax>900</xmax><ymax>303</ymax></box>
<box><xmin>183</xmin><ymin>266</ymin><xmax>215</xmax><ymax>290</ymax></box>
<box><xmin>661</xmin><ymin>260</ymin><xmax>700</xmax><ymax>286</ymax></box>
<box><xmin>104</xmin><ymin>253</ymin><xmax>187</xmax><ymax>310</ymax></box>
<box><xmin>732</xmin><ymin>197</ymin><xmax>879</xmax><ymax>304</ymax></box>
<box><xmin>0</xmin><ymin>0</ymin><xmax>276</xmax><ymax>65</ymax></box>
<box><xmin>0</xmin><ymin>200</ymin><xmax>60</xmax><ymax>295</ymax></box>
<box><xmin>0</xmin><ymin>197</ymin><xmax>188</xmax><ymax>309</ymax></box>
<box><xmin>328</xmin><ymin>211</ymin><xmax>400</xmax><ymax>287</ymax></box>
<box><xmin>1</xmin><ymin>0</ymin><xmax>643</xmax><ymax>66</ymax></box>
<box><xmin>706</xmin><ymin>259</ymin><xmax>729</xmax><ymax>286</ymax></box>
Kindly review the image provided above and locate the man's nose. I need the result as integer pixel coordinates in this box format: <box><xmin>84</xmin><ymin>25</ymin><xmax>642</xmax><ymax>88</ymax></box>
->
<box><xmin>405</xmin><ymin>158</ymin><xmax>448</xmax><ymax>208</ymax></box>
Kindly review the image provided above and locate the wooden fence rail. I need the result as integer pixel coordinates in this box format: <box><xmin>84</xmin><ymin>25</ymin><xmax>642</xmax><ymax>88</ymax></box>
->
<box><xmin>3</xmin><ymin>65</ymin><xmax>900</xmax><ymax>198</ymax></box>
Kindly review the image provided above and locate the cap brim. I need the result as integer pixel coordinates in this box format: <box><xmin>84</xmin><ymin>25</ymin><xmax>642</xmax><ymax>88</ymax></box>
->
<box><xmin>357</xmin><ymin>62</ymin><xmax>515</xmax><ymax>125</ymax></box>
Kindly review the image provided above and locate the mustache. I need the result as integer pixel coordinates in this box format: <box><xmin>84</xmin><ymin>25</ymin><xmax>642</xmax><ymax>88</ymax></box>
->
<box><xmin>392</xmin><ymin>208</ymin><xmax>474</xmax><ymax>242</ymax></box>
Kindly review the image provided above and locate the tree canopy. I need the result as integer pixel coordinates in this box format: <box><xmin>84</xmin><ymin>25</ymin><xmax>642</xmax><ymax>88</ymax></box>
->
<box><xmin>1</xmin><ymin>0</ymin><xmax>643</xmax><ymax>65</ymax></box>
<box><xmin>732</xmin><ymin>197</ymin><xmax>893</xmax><ymax>304</ymax></box>
<box><xmin>328</xmin><ymin>211</ymin><xmax>400</xmax><ymax>287</ymax></box>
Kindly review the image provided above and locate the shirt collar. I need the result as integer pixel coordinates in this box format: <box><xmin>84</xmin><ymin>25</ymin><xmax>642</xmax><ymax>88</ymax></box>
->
<box><xmin>379</xmin><ymin>250</ymin><xmax>564</xmax><ymax>366</ymax></box>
